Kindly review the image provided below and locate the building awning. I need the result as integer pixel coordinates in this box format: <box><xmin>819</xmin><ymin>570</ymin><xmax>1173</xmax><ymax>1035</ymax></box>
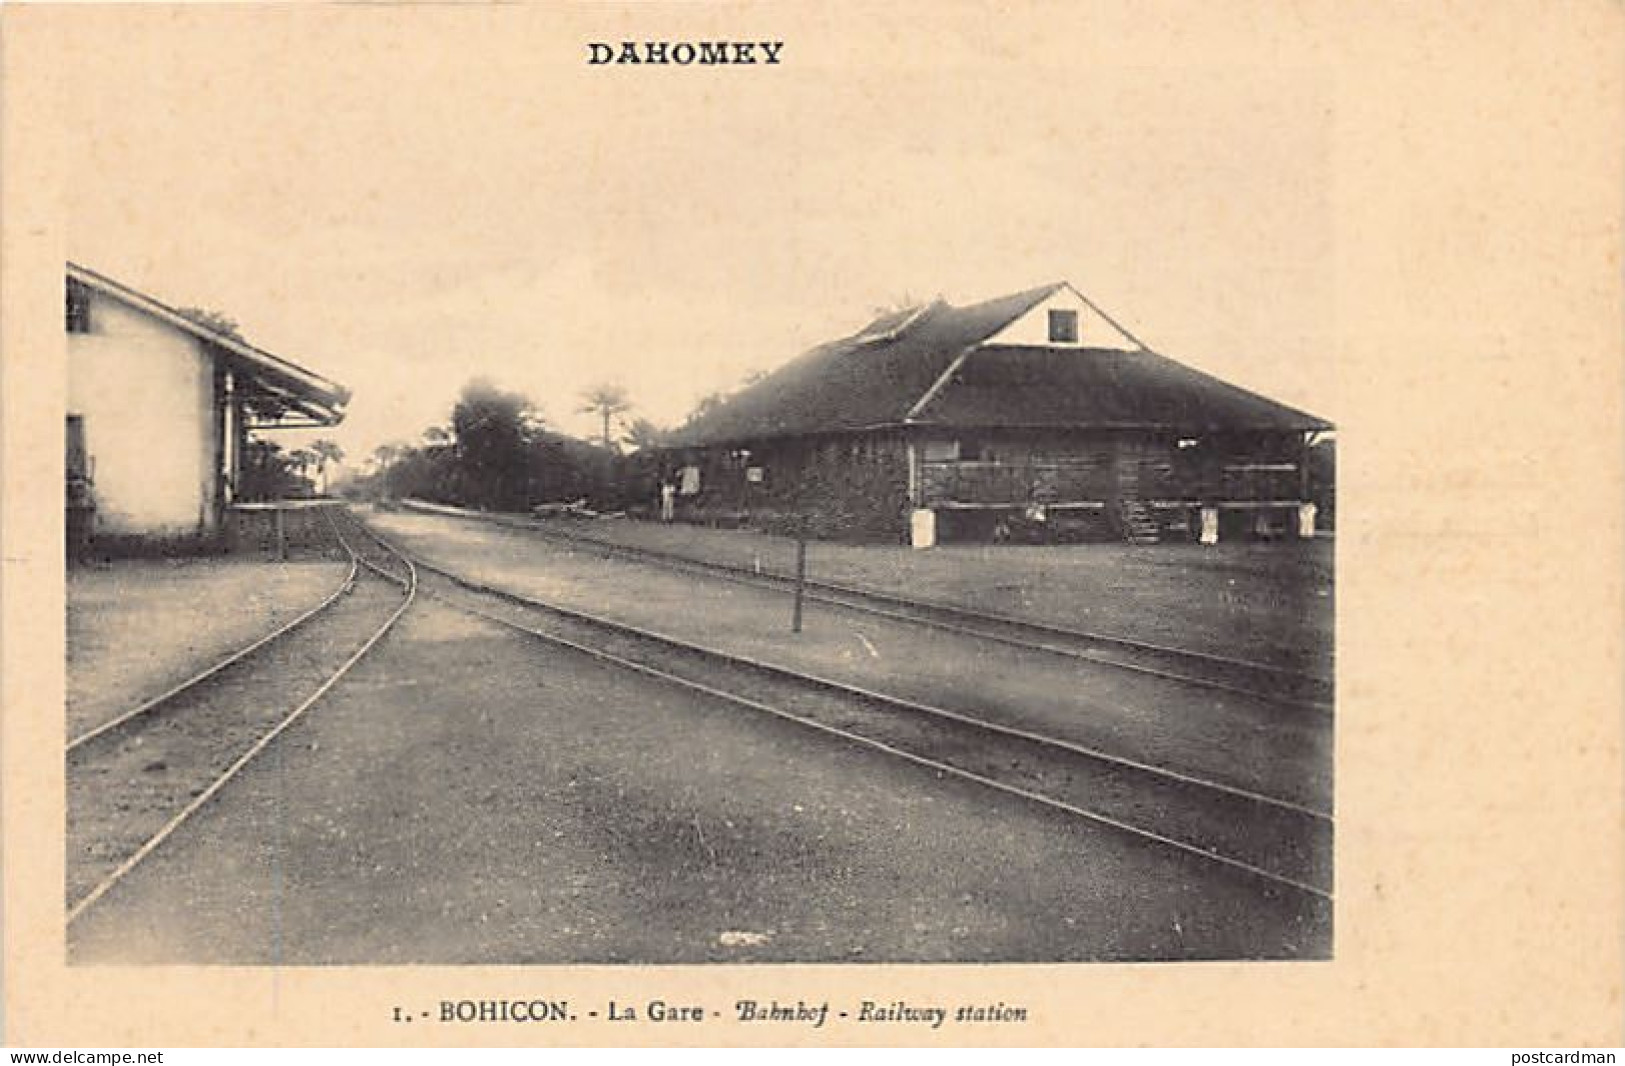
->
<box><xmin>67</xmin><ymin>261</ymin><xmax>351</xmax><ymax>427</ymax></box>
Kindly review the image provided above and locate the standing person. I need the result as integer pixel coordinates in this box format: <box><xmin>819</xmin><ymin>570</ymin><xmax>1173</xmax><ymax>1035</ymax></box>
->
<box><xmin>659</xmin><ymin>478</ymin><xmax>675</xmax><ymax>522</ymax></box>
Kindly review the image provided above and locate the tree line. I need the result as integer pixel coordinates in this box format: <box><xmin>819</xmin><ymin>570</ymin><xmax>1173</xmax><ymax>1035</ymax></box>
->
<box><xmin>344</xmin><ymin>365</ymin><xmax>780</xmax><ymax>513</ymax></box>
<box><xmin>175</xmin><ymin>303</ymin><xmax>751</xmax><ymax>512</ymax></box>
<box><xmin>239</xmin><ymin>439</ymin><xmax>344</xmax><ymax>501</ymax></box>
<box><xmin>346</xmin><ymin>379</ymin><xmax>664</xmax><ymax>514</ymax></box>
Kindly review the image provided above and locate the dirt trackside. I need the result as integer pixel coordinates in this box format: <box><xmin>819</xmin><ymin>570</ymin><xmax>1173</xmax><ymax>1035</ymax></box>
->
<box><xmin>405</xmin><ymin>504</ymin><xmax>1332</xmax><ymax>676</ymax></box>
<box><xmin>67</xmin><ymin>553</ymin><xmax>350</xmax><ymax>740</ymax></box>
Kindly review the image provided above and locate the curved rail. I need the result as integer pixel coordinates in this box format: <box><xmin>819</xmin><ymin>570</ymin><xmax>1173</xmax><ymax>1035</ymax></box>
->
<box><xmin>362</xmin><ymin>519</ymin><xmax>1331</xmax><ymax>901</ymax></box>
<box><xmin>66</xmin><ymin>508</ymin><xmax>417</xmax><ymax>926</ymax></box>
<box><xmin>67</xmin><ymin>545</ymin><xmax>360</xmax><ymax>753</ymax></box>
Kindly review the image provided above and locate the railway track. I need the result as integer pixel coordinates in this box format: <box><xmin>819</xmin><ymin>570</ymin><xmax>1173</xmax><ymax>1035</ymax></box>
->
<box><xmin>64</xmin><ymin>496</ymin><xmax>1329</xmax><ymax>933</ymax></box>
<box><xmin>358</xmin><ymin>516</ymin><xmax>1333</xmax><ymax>901</ymax></box>
<box><xmin>400</xmin><ymin>501</ymin><xmax>1332</xmax><ymax>712</ymax></box>
<box><xmin>65</xmin><ymin>508</ymin><xmax>416</xmax><ymax>924</ymax></box>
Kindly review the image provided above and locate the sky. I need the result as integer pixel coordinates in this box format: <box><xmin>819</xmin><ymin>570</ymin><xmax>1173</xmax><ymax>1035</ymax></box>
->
<box><xmin>58</xmin><ymin>6</ymin><xmax>1334</xmax><ymax>470</ymax></box>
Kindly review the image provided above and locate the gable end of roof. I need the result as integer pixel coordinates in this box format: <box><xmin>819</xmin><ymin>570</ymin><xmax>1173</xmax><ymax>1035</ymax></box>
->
<box><xmin>67</xmin><ymin>261</ymin><xmax>351</xmax><ymax>423</ymax></box>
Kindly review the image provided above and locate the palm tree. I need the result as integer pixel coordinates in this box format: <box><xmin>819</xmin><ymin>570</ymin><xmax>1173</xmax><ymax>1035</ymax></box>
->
<box><xmin>307</xmin><ymin>439</ymin><xmax>344</xmax><ymax>495</ymax></box>
<box><xmin>287</xmin><ymin>447</ymin><xmax>317</xmax><ymax>495</ymax></box>
<box><xmin>578</xmin><ymin>383</ymin><xmax>632</xmax><ymax>451</ymax></box>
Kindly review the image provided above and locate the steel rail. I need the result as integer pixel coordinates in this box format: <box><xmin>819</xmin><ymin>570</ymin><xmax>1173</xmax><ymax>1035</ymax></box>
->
<box><xmin>66</xmin><ymin>510</ymin><xmax>418</xmax><ymax>926</ymax></box>
<box><xmin>66</xmin><ymin>531</ymin><xmax>360</xmax><ymax>754</ymax></box>
<box><xmin>423</xmin><ymin>563</ymin><xmax>1330</xmax><ymax>903</ymax></box>
<box><xmin>400</xmin><ymin>500</ymin><xmax>1332</xmax><ymax>711</ymax></box>
<box><xmin>372</xmin><ymin>525</ymin><xmax>1327</xmax><ymax>821</ymax></box>
<box><xmin>361</xmin><ymin>520</ymin><xmax>1331</xmax><ymax>901</ymax></box>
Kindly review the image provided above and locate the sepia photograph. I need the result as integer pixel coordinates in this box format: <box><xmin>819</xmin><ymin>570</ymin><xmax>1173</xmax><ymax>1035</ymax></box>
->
<box><xmin>61</xmin><ymin>265</ymin><xmax>1335</xmax><ymax>966</ymax></box>
<box><xmin>52</xmin><ymin>10</ymin><xmax>1335</xmax><ymax>969</ymax></box>
<box><xmin>4</xmin><ymin>0</ymin><xmax>1620</xmax><ymax>1049</ymax></box>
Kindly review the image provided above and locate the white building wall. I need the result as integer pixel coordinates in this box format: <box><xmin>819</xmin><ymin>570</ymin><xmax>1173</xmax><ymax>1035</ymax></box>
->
<box><xmin>67</xmin><ymin>295</ymin><xmax>221</xmax><ymax>542</ymax></box>
<box><xmin>982</xmin><ymin>286</ymin><xmax>1138</xmax><ymax>349</ymax></box>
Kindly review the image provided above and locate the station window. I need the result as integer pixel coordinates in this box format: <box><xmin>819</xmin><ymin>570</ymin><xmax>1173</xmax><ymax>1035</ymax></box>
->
<box><xmin>66</xmin><ymin>279</ymin><xmax>91</xmax><ymax>334</ymax></box>
<box><xmin>958</xmin><ymin>436</ymin><xmax>998</xmax><ymax>462</ymax></box>
<box><xmin>65</xmin><ymin>415</ymin><xmax>88</xmax><ymax>478</ymax></box>
<box><xmin>1048</xmin><ymin>308</ymin><xmax>1079</xmax><ymax>344</ymax></box>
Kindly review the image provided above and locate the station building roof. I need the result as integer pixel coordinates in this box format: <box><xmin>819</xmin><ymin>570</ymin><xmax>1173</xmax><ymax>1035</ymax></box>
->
<box><xmin>67</xmin><ymin>261</ymin><xmax>350</xmax><ymax>427</ymax></box>
<box><xmin>665</xmin><ymin>282</ymin><xmax>1329</xmax><ymax>447</ymax></box>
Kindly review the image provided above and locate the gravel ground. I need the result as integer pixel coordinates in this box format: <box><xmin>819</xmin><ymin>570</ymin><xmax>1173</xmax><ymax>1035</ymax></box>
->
<box><xmin>371</xmin><ymin>510</ymin><xmax>1332</xmax><ymax>812</ymax></box>
<box><xmin>68</xmin><ymin>598</ymin><xmax>1329</xmax><ymax>964</ymax></box>
<box><xmin>422</xmin><ymin>570</ymin><xmax>1329</xmax><ymax>892</ymax></box>
<box><xmin>67</xmin><ymin>553</ymin><xmax>350</xmax><ymax>740</ymax></box>
<box><xmin>406</xmin><ymin>503</ymin><xmax>1333</xmax><ymax>676</ymax></box>
<box><xmin>67</xmin><ymin>573</ymin><xmax>406</xmax><ymax>909</ymax></box>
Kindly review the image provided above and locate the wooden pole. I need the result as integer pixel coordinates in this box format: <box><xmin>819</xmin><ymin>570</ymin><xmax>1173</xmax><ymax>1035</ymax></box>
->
<box><xmin>791</xmin><ymin>534</ymin><xmax>807</xmax><ymax>633</ymax></box>
<box><xmin>1299</xmin><ymin>432</ymin><xmax>1312</xmax><ymax>501</ymax></box>
<box><xmin>275</xmin><ymin>506</ymin><xmax>287</xmax><ymax>561</ymax></box>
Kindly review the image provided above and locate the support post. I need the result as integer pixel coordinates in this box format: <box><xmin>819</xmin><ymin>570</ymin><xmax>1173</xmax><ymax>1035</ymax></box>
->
<box><xmin>910</xmin><ymin>507</ymin><xmax>936</xmax><ymax>549</ymax></box>
<box><xmin>791</xmin><ymin>535</ymin><xmax>807</xmax><ymax>633</ymax></box>
<box><xmin>1199</xmin><ymin>506</ymin><xmax>1219</xmax><ymax>546</ymax></box>
<box><xmin>275</xmin><ymin>505</ymin><xmax>287</xmax><ymax>561</ymax></box>
<box><xmin>221</xmin><ymin>370</ymin><xmax>236</xmax><ymax>505</ymax></box>
<box><xmin>1299</xmin><ymin>432</ymin><xmax>1312</xmax><ymax>502</ymax></box>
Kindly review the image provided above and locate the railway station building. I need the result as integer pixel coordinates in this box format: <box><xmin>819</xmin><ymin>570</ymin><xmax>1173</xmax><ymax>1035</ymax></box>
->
<box><xmin>65</xmin><ymin>262</ymin><xmax>350</xmax><ymax>555</ymax></box>
<box><xmin>660</xmin><ymin>281</ymin><xmax>1332</xmax><ymax>545</ymax></box>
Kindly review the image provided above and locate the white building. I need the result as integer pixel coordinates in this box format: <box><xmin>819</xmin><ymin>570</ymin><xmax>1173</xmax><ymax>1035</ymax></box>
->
<box><xmin>66</xmin><ymin>262</ymin><xmax>349</xmax><ymax>552</ymax></box>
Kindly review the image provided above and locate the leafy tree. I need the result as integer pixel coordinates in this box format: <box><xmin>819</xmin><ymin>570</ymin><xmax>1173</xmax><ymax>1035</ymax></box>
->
<box><xmin>451</xmin><ymin>379</ymin><xmax>537</xmax><ymax>510</ymax></box>
<box><xmin>176</xmin><ymin>306</ymin><xmax>291</xmax><ymax>423</ymax></box>
<box><xmin>370</xmin><ymin>443</ymin><xmax>405</xmax><ymax>472</ymax></box>
<box><xmin>684</xmin><ymin>390</ymin><xmax>729</xmax><ymax>426</ymax></box>
<box><xmin>307</xmin><ymin>439</ymin><xmax>344</xmax><ymax>495</ymax></box>
<box><xmin>578</xmin><ymin>383</ymin><xmax>632</xmax><ymax>450</ymax></box>
<box><xmin>238</xmin><ymin>440</ymin><xmax>313</xmax><ymax>501</ymax></box>
<box><xmin>527</xmin><ymin>429</ymin><xmax>618</xmax><ymax>506</ymax></box>
<box><xmin>623</xmin><ymin>417</ymin><xmax>667</xmax><ymax>453</ymax></box>
<box><xmin>287</xmin><ymin>447</ymin><xmax>316</xmax><ymax>480</ymax></box>
<box><xmin>176</xmin><ymin>306</ymin><xmax>245</xmax><ymax>342</ymax></box>
<box><xmin>359</xmin><ymin>380</ymin><xmax>646</xmax><ymax>513</ymax></box>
